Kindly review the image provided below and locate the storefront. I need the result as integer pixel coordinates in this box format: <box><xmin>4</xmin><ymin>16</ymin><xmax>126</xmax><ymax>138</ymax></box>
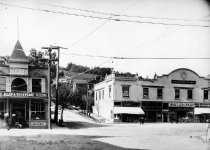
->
<box><xmin>0</xmin><ymin>40</ymin><xmax>49</xmax><ymax>128</ymax></box>
<box><xmin>113</xmin><ymin>101</ymin><xmax>145</xmax><ymax>123</ymax></box>
<box><xmin>0</xmin><ymin>92</ymin><xmax>48</xmax><ymax>128</ymax></box>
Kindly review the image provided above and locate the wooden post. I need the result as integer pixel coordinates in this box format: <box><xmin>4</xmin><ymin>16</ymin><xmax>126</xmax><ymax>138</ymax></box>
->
<box><xmin>29</xmin><ymin>99</ymin><xmax>31</xmax><ymax>128</ymax></box>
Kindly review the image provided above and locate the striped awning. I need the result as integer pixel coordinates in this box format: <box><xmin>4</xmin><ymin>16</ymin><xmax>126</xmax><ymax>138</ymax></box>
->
<box><xmin>194</xmin><ymin>108</ymin><xmax>210</xmax><ymax>115</ymax></box>
<box><xmin>113</xmin><ymin>107</ymin><xmax>145</xmax><ymax>115</ymax></box>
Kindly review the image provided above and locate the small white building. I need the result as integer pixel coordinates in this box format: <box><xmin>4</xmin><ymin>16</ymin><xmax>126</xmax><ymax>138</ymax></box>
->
<box><xmin>92</xmin><ymin>73</ymin><xmax>144</xmax><ymax>123</ymax></box>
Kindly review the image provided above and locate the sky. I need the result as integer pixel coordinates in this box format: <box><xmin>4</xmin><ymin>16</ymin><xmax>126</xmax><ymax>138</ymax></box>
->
<box><xmin>0</xmin><ymin>0</ymin><xmax>210</xmax><ymax>78</ymax></box>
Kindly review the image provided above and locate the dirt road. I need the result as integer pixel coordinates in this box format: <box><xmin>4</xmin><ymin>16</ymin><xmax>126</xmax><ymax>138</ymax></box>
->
<box><xmin>0</xmin><ymin>110</ymin><xmax>209</xmax><ymax>150</ymax></box>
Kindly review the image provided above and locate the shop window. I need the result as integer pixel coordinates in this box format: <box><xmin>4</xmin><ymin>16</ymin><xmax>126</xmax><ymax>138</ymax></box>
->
<box><xmin>143</xmin><ymin>88</ymin><xmax>149</xmax><ymax>99</ymax></box>
<box><xmin>157</xmin><ymin>88</ymin><xmax>163</xmax><ymax>99</ymax></box>
<box><xmin>109</xmin><ymin>86</ymin><xmax>112</xmax><ymax>98</ymax></box>
<box><xmin>0</xmin><ymin>77</ymin><xmax>6</xmax><ymax>91</ymax></box>
<box><xmin>175</xmin><ymin>89</ymin><xmax>180</xmax><ymax>99</ymax></box>
<box><xmin>204</xmin><ymin>90</ymin><xmax>208</xmax><ymax>99</ymax></box>
<box><xmin>31</xmin><ymin>102</ymin><xmax>46</xmax><ymax>120</ymax></box>
<box><xmin>0</xmin><ymin>102</ymin><xmax>6</xmax><ymax>119</ymax></box>
<box><xmin>11</xmin><ymin>78</ymin><xmax>27</xmax><ymax>92</ymax></box>
<box><xmin>188</xmin><ymin>89</ymin><xmax>193</xmax><ymax>99</ymax></box>
<box><xmin>32</xmin><ymin>79</ymin><xmax>42</xmax><ymax>93</ymax></box>
<box><xmin>122</xmin><ymin>86</ymin><xmax>130</xmax><ymax>98</ymax></box>
<box><xmin>114</xmin><ymin>102</ymin><xmax>121</xmax><ymax>106</ymax></box>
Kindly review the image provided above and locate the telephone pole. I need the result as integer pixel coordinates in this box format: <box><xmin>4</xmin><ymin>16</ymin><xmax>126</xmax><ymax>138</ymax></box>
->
<box><xmin>51</xmin><ymin>46</ymin><xmax>67</xmax><ymax>125</ymax></box>
<box><xmin>41</xmin><ymin>46</ymin><xmax>52</xmax><ymax>130</ymax></box>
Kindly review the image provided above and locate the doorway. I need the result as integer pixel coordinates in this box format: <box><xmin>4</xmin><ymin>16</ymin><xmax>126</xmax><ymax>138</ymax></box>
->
<box><xmin>11</xmin><ymin>102</ymin><xmax>28</xmax><ymax>127</ymax></box>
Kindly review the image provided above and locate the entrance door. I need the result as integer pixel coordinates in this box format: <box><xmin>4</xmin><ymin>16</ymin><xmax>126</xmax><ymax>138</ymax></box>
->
<box><xmin>11</xmin><ymin>102</ymin><xmax>27</xmax><ymax>127</ymax></box>
<box><xmin>163</xmin><ymin>113</ymin><xmax>168</xmax><ymax>122</ymax></box>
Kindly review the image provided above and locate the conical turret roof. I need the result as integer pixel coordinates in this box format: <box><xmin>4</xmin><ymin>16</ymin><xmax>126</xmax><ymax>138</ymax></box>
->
<box><xmin>9</xmin><ymin>40</ymin><xmax>29</xmax><ymax>63</ymax></box>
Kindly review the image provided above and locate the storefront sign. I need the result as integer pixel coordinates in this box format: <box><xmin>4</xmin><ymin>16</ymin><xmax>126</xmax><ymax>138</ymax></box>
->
<box><xmin>195</xmin><ymin>103</ymin><xmax>210</xmax><ymax>108</ymax></box>
<box><xmin>0</xmin><ymin>92</ymin><xmax>47</xmax><ymax>98</ymax></box>
<box><xmin>31</xmin><ymin>121</ymin><xmax>47</xmax><ymax>126</ymax></box>
<box><xmin>169</xmin><ymin>102</ymin><xmax>195</xmax><ymax>107</ymax></box>
<box><xmin>171</xmin><ymin>80</ymin><xmax>196</xmax><ymax>84</ymax></box>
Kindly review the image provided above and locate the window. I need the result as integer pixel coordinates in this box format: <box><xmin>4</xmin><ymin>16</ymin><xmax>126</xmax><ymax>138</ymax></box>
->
<box><xmin>188</xmin><ymin>89</ymin><xmax>193</xmax><ymax>99</ymax></box>
<box><xmin>114</xmin><ymin>102</ymin><xmax>121</xmax><ymax>106</ymax></box>
<box><xmin>0</xmin><ymin>77</ymin><xmax>6</xmax><ymax>91</ymax></box>
<box><xmin>31</xmin><ymin>101</ymin><xmax>46</xmax><ymax>120</ymax></box>
<box><xmin>143</xmin><ymin>88</ymin><xmax>149</xmax><ymax>98</ymax></box>
<box><xmin>32</xmin><ymin>79</ymin><xmax>42</xmax><ymax>93</ymax></box>
<box><xmin>157</xmin><ymin>88</ymin><xmax>163</xmax><ymax>99</ymax></box>
<box><xmin>204</xmin><ymin>90</ymin><xmax>208</xmax><ymax>99</ymax></box>
<box><xmin>11</xmin><ymin>78</ymin><xmax>27</xmax><ymax>92</ymax></box>
<box><xmin>109</xmin><ymin>86</ymin><xmax>112</xmax><ymax>98</ymax></box>
<box><xmin>122</xmin><ymin>86</ymin><xmax>130</xmax><ymax>97</ymax></box>
<box><xmin>175</xmin><ymin>89</ymin><xmax>180</xmax><ymax>99</ymax></box>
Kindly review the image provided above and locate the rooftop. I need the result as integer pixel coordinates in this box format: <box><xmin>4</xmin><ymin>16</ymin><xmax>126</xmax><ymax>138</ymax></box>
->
<box><xmin>9</xmin><ymin>40</ymin><xmax>29</xmax><ymax>63</ymax></box>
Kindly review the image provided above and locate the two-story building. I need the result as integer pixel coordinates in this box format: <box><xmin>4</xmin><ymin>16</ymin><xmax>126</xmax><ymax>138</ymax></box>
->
<box><xmin>0</xmin><ymin>40</ymin><xmax>48</xmax><ymax>128</ymax></box>
<box><xmin>92</xmin><ymin>68</ymin><xmax>210</xmax><ymax>123</ymax></box>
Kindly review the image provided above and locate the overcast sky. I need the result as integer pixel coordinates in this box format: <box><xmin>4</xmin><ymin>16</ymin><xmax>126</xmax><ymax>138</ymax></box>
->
<box><xmin>0</xmin><ymin>0</ymin><xmax>210</xmax><ymax>78</ymax></box>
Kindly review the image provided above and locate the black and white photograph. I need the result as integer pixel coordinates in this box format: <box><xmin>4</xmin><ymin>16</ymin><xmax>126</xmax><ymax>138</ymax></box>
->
<box><xmin>0</xmin><ymin>0</ymin><xmax>210</xmax><ymax>149</ymax></box>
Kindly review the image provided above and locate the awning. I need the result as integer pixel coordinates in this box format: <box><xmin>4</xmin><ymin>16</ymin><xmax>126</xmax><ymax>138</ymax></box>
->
<box><xmin>113</xmin><ymin>107</ymin><xmax>145</xmax><ymax>115</ymax></box>
<box><xmin>194</xmin><ymin>108</ymin><xmax>210</xmax><ymax>115</ymax></box>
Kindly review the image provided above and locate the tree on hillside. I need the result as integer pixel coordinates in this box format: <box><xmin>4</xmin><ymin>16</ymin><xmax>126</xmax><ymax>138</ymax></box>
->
<box><xmin>115</xmin><ymin>71</ymin><xmax>136</xmax><ymax>77</ymax></box>
<box><xmin>66</xmin><ymin>62</ymin><xmax>89</xmax><ymax>73</ymax></box>
<box><xmin>89</xmin><ymin>67</ymin><xmax>112</xmax><ymax>80</ymax></box>
<box><xmin>51</xmin><ymin>83</ymin><xmax>75</xmax><ymax>125</ymax></box>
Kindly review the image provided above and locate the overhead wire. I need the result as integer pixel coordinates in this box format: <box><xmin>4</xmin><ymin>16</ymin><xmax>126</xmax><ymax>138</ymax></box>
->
<box><xmin>69</xmin><ymin>0</ymin><xmax>143</xmax><ymax>48</ymax></box>
<box><xmin>60</xmin><ymin>52</ymin><xmax>210</xmax><ymax>59</ymax></box>
<box><xmin>30</xmin><ymin>1</ymin><xmax>210</xmax><ymax>22</ymax></box>
<box><xmin>0</xmin><ymin>2</ymin><xmax>209</xmax><ymax>27</ymax></box>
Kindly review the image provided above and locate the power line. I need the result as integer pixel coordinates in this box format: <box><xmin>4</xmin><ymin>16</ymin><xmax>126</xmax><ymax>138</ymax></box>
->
<box><xmin>0</xmin><ymin>2</ymin><xmax>209</xmax><ymax>27</ymax></box>
<box><xmin>69</xmin><ymin>0</ymin><xmax>141</xmax><ymax>48</ymax></box>
<box><xmin>119</xmin><ymin>14</ymin><xmax>210</xmax><ymax>57</ymax></box>
<box><xmin>61</xmin><ymin>52</ymin><xmax>210</xmax><ymax>60</ymax></box>
<box><xmin>32</xmin><ymin>1</ymin><xmax>210</xmax><ymax>23</ymax></box>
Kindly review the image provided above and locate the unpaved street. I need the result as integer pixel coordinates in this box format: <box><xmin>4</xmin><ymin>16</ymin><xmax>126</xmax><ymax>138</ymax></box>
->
<box><xmin>0</xmin><ymin>110</ymin><xmax>209</xmax><ymax>150</ymax></box>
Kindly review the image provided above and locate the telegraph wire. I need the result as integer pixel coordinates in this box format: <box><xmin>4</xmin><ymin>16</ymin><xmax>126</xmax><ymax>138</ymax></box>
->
<box><xmin>118</xmin><ymin>14</ymin><xmax>210</xmax><ymax>57</ymax></box>
<box><xmin>31</xmin><ymin>1</ymin><xmax>210</xmax><ymax>23</ymax></box>
<box><xmin>60</xmin><ymin>52</ymin><xmax>210</xmax><ymax>60</ymax></box>
<box><xmin>0</xmin><ymin>2</ymin><xmax>209</xmax><ymax>27</ymax></box>
<box><xmin>69</xmin><ymin>0</ymin><xmax>141</xmax><ymax>48</ymax></box>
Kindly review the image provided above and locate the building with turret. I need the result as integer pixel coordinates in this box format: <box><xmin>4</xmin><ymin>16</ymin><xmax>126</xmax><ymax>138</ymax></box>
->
<box><xmin>0</xmin><ymin>41</ymin><xmax>48</xmax><ymax>128</ymax></box>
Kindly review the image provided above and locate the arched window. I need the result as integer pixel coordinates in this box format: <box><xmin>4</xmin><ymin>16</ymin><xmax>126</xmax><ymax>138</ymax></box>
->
<box><xmin>11</xmin><ymin>78</ymin><xmax>27</xmax><ymax>92</ymax></box>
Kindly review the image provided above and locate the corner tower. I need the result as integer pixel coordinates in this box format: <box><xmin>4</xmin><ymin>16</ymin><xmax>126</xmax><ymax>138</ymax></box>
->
<box><xmin>9</xmin><ymin>40</ymin><xmax>29</xmax><ymax>75</ymax></box>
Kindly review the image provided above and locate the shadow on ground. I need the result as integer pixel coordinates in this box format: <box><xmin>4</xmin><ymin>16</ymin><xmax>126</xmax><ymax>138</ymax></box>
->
<box><xmin>64</xmin><ymin>121</ymin><xmax>108</xmax><ymax>129</ymax></box>
<box><xmin>0</xmin><ymin>134</ymin><xmax>149</xmax><ymax>150</ymax></box>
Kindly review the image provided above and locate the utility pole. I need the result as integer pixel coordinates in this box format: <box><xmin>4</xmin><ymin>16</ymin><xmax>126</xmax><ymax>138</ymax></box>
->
<box><xmin>41</xmin><ymin>46</ymin><xmax>52</xmax><ymax>130</ymax></box>
<box><xmin>51</xmin><ymin>46</ymin><xmax>67</xmax><ymax>125</ymax></box>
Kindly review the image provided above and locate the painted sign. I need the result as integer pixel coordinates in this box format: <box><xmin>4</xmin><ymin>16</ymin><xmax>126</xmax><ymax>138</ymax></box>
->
<box><xmin>30</xmin><ymin>121</ymin><xmax>47</xmax><ymax>126</ymax></box>
<box><xmin>0</xmin><ymin>92</ymin><xmax>47</xmax><ymax>98</ymax></box>
<box><xmin>171</xmin><ymin>80</ymin><xmax>196</xmax><ymax>84</ymax></box>
<box><xmin>169</xmin><ymin>102</ymin><xmax>195</xmax><ymax>107</ymax></box>
<box><xmin>195</xmin><ymin>103</ymin><xmax>210</xmax><ymax>108</ymax></box>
